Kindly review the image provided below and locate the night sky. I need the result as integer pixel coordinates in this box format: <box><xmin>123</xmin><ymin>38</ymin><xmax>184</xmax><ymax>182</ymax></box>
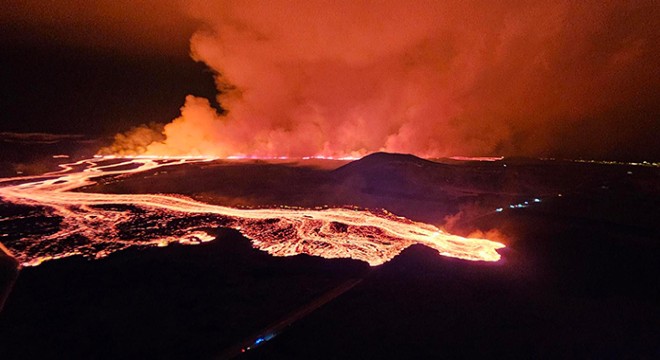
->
<box><xmin>0</xmin><ymin>0</ymin><xmax>217</xmax><ymax>136</ymax></box>
<box><xmin>1</xmin><ymin>1</ymin><xmax>658</xmax><ymax>160</ymax></box>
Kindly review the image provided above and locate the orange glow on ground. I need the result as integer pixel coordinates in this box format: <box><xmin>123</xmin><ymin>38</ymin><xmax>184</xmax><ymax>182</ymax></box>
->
<box><xmin>0</xmin><ymin>157</ymin><xmax>504</xmax><ymax>267</ymax></box>
<box><xmin>448</xmin><ymin>156</ymin><xmax>504</xmax><ymax>162</ymax></box>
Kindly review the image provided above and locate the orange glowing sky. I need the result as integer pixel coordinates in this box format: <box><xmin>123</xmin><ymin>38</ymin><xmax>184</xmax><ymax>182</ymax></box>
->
<box><xmin>2</xmin><ymin>0</ymin><xmax>659</xmax><ymax>159</ymax></box>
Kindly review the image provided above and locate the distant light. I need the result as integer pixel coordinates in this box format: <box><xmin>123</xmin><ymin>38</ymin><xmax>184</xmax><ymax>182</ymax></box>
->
<box><xmin>495</xmin><ymin>208</ymin><xmax>503</xmax><ymax>212</ymax></box>
<box><xmin>255</xmin><ymin>338</ymin><xmax>264</xmax><ymax>345</ymax></box>
<box><xmin>561</xmin><ymin>159</ymin><xmax>659</xmax><ymax>168</ymax></box>
<box><xmin>533</xmin><ymin>198</ymin><xmax>541</xmax><ymax>203</ymax></box>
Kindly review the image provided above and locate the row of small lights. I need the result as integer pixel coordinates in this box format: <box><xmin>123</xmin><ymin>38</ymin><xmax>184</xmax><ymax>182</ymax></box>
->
<box><xmin>542</xmin><ymin>158</ymin><xmax>659</xmax><ymax>168</ymax></box>
<box><xmin>495</xmin><ymin>197</ymin><xmax>544</xmax><ymax>212</ymax></box>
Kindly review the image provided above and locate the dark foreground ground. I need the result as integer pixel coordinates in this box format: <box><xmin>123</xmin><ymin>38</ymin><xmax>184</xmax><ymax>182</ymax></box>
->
<box><xmin>0</xmin><ymin>230</ymin><xmax>368</xmax><ymax>359</ymax></box>
<box><xmin>247</xmin><ymin>207</ymin><xmax>660</xmax><ymax>359</ymax></box>
<box><xmin>0</xmin><ymin>152</ymin><xmax>658</xmax><ymax>358</ymax></box>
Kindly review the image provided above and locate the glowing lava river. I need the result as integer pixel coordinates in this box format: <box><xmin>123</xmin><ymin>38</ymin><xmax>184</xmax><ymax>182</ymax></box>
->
<box><xmin>0</xmin><ymin>157</ymin><xmax>504</xmax><ymax>267</ymax></box>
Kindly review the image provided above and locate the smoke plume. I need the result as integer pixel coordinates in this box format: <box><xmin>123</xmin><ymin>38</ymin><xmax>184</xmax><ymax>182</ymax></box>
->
<box><xmin>94</xmin><ymin>1</ymin><xmax>658</xmax><ymax>159</ymax></box>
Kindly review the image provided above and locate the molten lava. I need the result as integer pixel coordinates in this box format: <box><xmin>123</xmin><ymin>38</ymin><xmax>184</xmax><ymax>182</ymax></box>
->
<box><xmin>448</xmin><ymin>156</ymin><xmax>504</xmax><ymax>162</ymax></box>
<box><xmin>0</xmin><ymin>157</ymin><xmax>504</xmax><ymax>267</ymax></box>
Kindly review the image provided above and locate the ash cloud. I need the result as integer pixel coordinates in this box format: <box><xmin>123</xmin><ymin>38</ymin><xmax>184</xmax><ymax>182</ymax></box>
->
<box><xmin>16</xmin><ymin>1</ymin><xmax>658</xmax><ymax>159</ymax></box>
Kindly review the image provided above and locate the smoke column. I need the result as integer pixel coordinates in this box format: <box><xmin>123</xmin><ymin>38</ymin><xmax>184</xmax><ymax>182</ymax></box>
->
<box><xmin>95</xmin><ymin>0</ymin><xmax>658</xmax><ymax>159</ymax></box>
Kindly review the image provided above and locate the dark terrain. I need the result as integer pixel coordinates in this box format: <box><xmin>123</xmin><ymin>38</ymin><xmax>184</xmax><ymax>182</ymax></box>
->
<box><xmin>0</xmin><ymin>229</ymin><xmax>368</xmax><ymax>359</ymax></box>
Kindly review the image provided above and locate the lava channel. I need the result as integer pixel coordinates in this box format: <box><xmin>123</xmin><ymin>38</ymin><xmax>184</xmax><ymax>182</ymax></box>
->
<box><xmin>0</xmin><ymin>157</ymin><xmax>504</xmax><ymax>267</ymax></box>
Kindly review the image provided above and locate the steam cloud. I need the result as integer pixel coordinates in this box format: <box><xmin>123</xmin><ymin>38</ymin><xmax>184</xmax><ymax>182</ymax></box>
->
<box><xmin>91</xmin><ymin>1</ymin><xmax>657</xmax><ymax>159</ymax></box>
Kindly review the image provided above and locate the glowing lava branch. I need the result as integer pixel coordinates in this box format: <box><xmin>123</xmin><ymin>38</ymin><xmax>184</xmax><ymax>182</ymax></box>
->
<box><xmin>225</xmin><ymin>154</ymin><xmax>362</xmax><ymax>161</ymax></box>
<box><xmin>0</xmin><ymin>156</ymin><xmax>504</xmax><ymax>267</ymax></box>
<box><xmin>448</xmin><ymin>156</ymin><xmax>504</xmax><ymax>162</ymax></box>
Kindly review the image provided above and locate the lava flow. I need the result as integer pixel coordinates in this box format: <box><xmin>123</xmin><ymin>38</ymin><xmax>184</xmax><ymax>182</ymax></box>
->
<box><xmin>0</xmin><ymin>157</ymin><xmax>504</xmax><ymax>267</ymax></box>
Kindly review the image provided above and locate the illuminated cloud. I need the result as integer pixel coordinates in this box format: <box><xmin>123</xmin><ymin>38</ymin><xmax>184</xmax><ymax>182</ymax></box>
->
<box><xmin>5</xmin><ymin>1</ymin><xmax>658</xmax><ymax>159</ymax></box>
